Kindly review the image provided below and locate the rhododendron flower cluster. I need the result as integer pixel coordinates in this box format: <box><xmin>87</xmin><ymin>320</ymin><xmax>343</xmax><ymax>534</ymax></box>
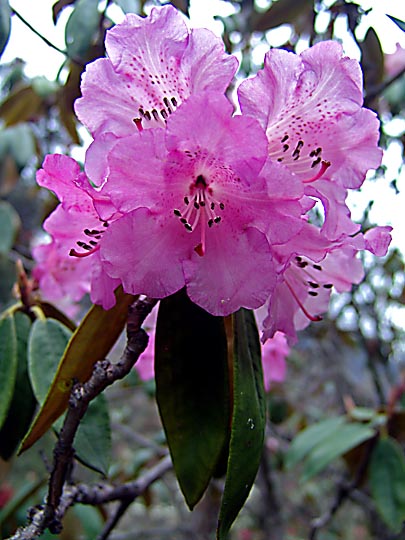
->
<box><xmin>33</xmin><ymin>5</ymin><xmax>391</xmax><ymax>343</ymax></box>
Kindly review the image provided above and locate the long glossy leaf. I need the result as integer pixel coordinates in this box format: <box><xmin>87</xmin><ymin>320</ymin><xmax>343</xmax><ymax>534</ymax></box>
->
<box><xmin>20</xmin><ymin>287</ymin><xmax>134</xmax><ymax>452</ymax></box>
<box><xmin>75</xmin><ymin>393</ymin><xmax>111</xmax><ymax>475</ymax></box>
<box><xmin>0</xmin><ymin>200</ymin><xmax>20</xmax><ymax>254</ymax></box>
<box><xmin>370</xmin><ymin>437</ymin><xmax>405</xmax><ymax>532</ymax></box>
<box><xmin>387</xmin><ymin>15</ymin><xmax>405</xmax><ymax>33</ymax></box>
<box><xmin>0</xmin><ymin>312</ymin><xmax>36</xmax><ymax>459</ymax></box>
<box><xmin>0</xmin><ymin>315</ymin><xmax>17</xmax><ymax>429</ymax></box>
<box><xmin>155</xmin><ymin>289</ymin><xmax>230</xmax><ymax>509</ymax></box>
<box><xmin>302</xmin><ymin>422</ymin><xmax>375</xmax><ymax>481</ymax></box>
<box><xmin>65</xmin><ymin>0</ymin><xmax>100</xmax><ymax>60</ymax></box>
<box><xmin>28</xmin><ymin>318</ymin><xmax>72</xmax><ymax>405</ymax></box>
<box><xmin>217</xmin><ymin>309</ymin><xmax>266</xmax><ymax>540</ymax></box>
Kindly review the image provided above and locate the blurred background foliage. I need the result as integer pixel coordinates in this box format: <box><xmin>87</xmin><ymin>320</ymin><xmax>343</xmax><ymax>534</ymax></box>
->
<box><xmin>0</xmin><ymin>0</ymin><xmax>405</xmax><ymax>539</ymax></box>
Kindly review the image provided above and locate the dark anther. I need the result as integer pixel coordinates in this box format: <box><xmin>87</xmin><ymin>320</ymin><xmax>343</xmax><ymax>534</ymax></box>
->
<box><xmin>323</xmin><ymin>283</ymin><xmax>333</xmax><ymax>289</ymax></box>
<box><xmin>313</xmin><ymin>264</ymin><xmax>322</xmax><ymax>271</ymax></box>
<box><xmin>283</xmin><ymin>144</ymin><xmax>289</xmax><ymax>152</ymax></box>
<box><xmin>311</xmin><ymin>157</ymin><xmax>321</xmax><ymax>168</ymax></box>
<box><xmin>184</xmin><ymin>196</ymin><xmax>190</xmax><ymax>205</ymax></box>
<box><xmin>144</xmin><ymin>111</ymin><xmax>151</xmax><ymax>120</ymax></box>
<box><xmin>180</xmin><ymin>218</ymin><xmax>187</xmax><ymax>224</ymax></box>
<box><xmin>152</xmin><ymin>109</ymin><xmax>159</xmax><ymax>121</ymax></box>
<box><xmin>208</xmin><ymin>219</ymin><xmax>214</xmax><ymax>228</ymax></box>
<box><xmin>295</xmin><ymin>256</ymin><xmax>302</xmax><ymax>261</ymax></box>
<box><xmin>194</xmin><ymin>201</ymin><xmax>199</xmax><ymax>209</ymax></box>
<box><xmin>200</xmin><ymin>201</ymin><xmax>206</xmax><ymax>207</ymax></box>
<box><xmin>219</xmin><ymin>203</ymin><xmax>225</xmax><ymax>210</ymax></box>
<box><xmin>308</xmin><ymin>291</ymin><xmax>318</xmax><ymax>296</ymax></box>
<box><xmin>214</xmin><ymin>216</ymin><xmax>221</xmax><ymax>223</ymax></box>
<box><xmin>161</xmin><ymin>109</ymin><xmax>168</xmax><ymax>120</ymax></box>
<box><xmin>163</xmin><ymin>97</ymin><xmax>170</xmax><ymax>107</ymax></box>
<box><xmin>308</xmin><ymin>281</ymin><xmax>319</xmax><ymax>288</ymax></box>
<box><xmin>281</xmin><ymin>135</ymin><xmax>289</xmax><ymax>143</ymax></box>
<box><xmin>211</xmin><ymin>202</ymin><xmax>215</xmax><ymax>210</ymax></box>
<box><xmin>174</xmin><ymin>209</ymin><xmax>181</xmax><ymax>216</ymax></box>
<box><xmin>171</xmin><ymin>97</ymin><xmax>178</xmax><ymax>107</ymax></box>
<box><xmin>297</xmin><ymin>261</ymin><xmax>308</xmax><ymax>268</ymax></box>
<box><xmin>185</xmin><ymin>223</ymin><xmax>193</xmax><ymax>231</ymax></box>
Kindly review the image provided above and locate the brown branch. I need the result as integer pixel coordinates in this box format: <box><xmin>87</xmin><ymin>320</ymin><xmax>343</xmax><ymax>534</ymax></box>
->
<box><xmin>6</xmin><ymin>296</ymin><xmax>158</xmax><ymax>540</ymax></box>
<box><xmin>364</xmin><ymin>65</ymin><xmax>405</xmax><ymax>106</ymax></box>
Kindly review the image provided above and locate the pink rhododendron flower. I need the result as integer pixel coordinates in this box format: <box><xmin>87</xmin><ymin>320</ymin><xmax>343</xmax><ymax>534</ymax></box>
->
<box><xmin>262</xmin><ymin>226</ymin><xmax>392</xmax><ymax>342</ymax></box>
<box><xmin>34</xmin><ymin>155</ymin><xmax>121</xmax><ymax>309</ymax></box>
<box><xmin>33</xmin><ymin>6</ymin><xmax>392</xmax><ymax>344</ymax></box>
<box><xmin>261</xmin><ymin>331</ymin><xmax>289</xmax><ymax>391</ymax></box>
<box><xmin>97</xmin><ymin>92</ymin><xmax>307</xmax><ymax>316</ymax></box>
<box><xmin>238</xmin><ymin>41</ymin><xmax>382</xmax><ymax>242</ymax></box>
<box><xmin>75</xmin><ymin>4</ymin><xmax>237</xmax><ymax>139</ymax></box>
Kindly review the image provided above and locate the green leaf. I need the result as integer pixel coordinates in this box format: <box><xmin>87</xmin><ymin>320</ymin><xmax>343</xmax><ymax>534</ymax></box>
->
<box><xmin>28</xmin><ymin>318</ymin><xmax>72</xmax><ymax>405</ymax></box>
<box><xmin>217</xmin><ymin>309</ymin><xmax>266</xmax><ymax>540</ymax></box>
<box><xmin>75</xmin><ymin>393</ymin><xmax>111</xmax><ymax>475</ymax></box>
<box><xmin>0</xmin><ymin>200</ymin><xmax>20</xmax><ymax>254</ymax></box>
<box><xmin>0</xmin><ymin>312</ymin><xmax>36</xmax><ymax>459</ymax></box>
<box><xmin>113</xmin><ymin>0</ymin><xmax>139</xmax><ymax>14</ymax></box>
<box><xmin>250</xmin><ymin>0</ymin><xmax>312</xmax><ymax>32</ymax></box>
<box><xmin>302</xmin><ymin>422</ymin><xmax>375</xmax><ymax>481</ymax></box>
<box><xmin>369</xmin><ymin>437</ymin><xmax>405</xmax><ymax>532</ymax></box>
<box><xmin>285</xmin><ymin>416</ymin><xmax>346</xmax><ymax>470</ymax></box>
<box><xmin>387</xmin><ymin>14</ymin><xmax>405</xmax><ymax>33</ymax></box>
<box><xmin>72</xmin><ymin>504</ymin><xmax>103</xmax><ymax>540</ymax></box>
<box><xmin>155</xmin><ymin>289</ymin><xmax>230</xmax><ymax>509</ymax></box>
<box><xmin>360</xmin><ymin>27</ymin><xmax>384</xmax><ymax>93</ymax></box>
<box><xmin>65</xmin><ymin>0</ymin><xmax>100</xmax><ymax>60</ymax></box>
<box><xmin>21</xmin><ymin>287</ymin><xmax>134</xmax><ymax>452</ymax></box>
<box><xmin>0</xmin><ymin>315</ymin><xmax>17</xmax><ymax>429</ymax></box>
<box><xmin>0</xmin><ymin>0</ymin><xmax>11</xmax><ymax>58</ymax></box>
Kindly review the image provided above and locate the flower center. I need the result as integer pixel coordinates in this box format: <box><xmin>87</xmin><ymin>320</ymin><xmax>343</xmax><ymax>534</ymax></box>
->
<box><xmin>173</xmin><ymin>174</ymin><xmax>225</xmax><ymax>257</ymax></box>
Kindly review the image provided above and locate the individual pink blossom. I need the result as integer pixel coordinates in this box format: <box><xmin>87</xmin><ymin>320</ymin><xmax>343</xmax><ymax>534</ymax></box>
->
<box><xmin>97</xmin><ymin>92</ymin><xmax>306</xmax><ymax>316</ymax></box>
<box><xmin>75</xmin><ymin>5</ymin><xmax>237</xmax><ymax>139</ymax></box>
<box><xmin>262</xmin><ymin>225</ymin><xmax>392</xmax><ymax>342</ymax></box>
<box><xmin>238</xmin><ymin>41</ymin><xmax>382</xmax><ymax>242</ymax></box>
<box><xmin>261</xmin><ymin>331</ymin><xmax>289</xmax><ymax>391</ymax></box>
<box><xmin>33</xmin><ymin>155</ymin><xmax>121</xmax><ymax>309</ymax></box>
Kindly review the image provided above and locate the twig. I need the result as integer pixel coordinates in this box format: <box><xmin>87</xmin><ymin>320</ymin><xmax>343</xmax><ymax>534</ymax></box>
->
<box><xmin>6</xmin><ymin>296</ymin><xmax>158</xmax><ymax>540</ymax></box>
<box><xmin>10</xmin><ymin>6</ymin><xmax>85</xmax><ymax>67</ymax></box>
<box><xmin>364</xmin><ymin>65</ymin><xmax>405</xmax><ymax>106</ymax></box>
<box><xmin>10</xmin><ymin>6</ymin><xmax>67</xmax><ymax>56</ymax></box>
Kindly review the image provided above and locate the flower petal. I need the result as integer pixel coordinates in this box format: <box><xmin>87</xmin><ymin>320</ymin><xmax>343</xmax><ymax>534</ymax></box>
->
<box><xmin>75</xmin><ymin>5</ymin><xmax>237</xmax><ymax>137</ymax></box>
<box><xmin>100</xmin><ymin>208</ymin><xmax>189</xmax><ymax>299</ymax></box>
<box><xmin>238</xmin><ymin>41</ymin><xmax>380</xmax><ymax>186</ymax></box>
<box><xmin>184</xmin><ymin>224</ymin><xmax>276</xmax><ymax>316</ymax></box>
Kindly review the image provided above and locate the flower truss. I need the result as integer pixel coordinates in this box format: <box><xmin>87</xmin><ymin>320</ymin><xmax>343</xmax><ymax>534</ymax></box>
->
<box><xmin>33</xmin><ymin>5</ymin><xmax>392</xmax><ymax>343</ymax></box>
